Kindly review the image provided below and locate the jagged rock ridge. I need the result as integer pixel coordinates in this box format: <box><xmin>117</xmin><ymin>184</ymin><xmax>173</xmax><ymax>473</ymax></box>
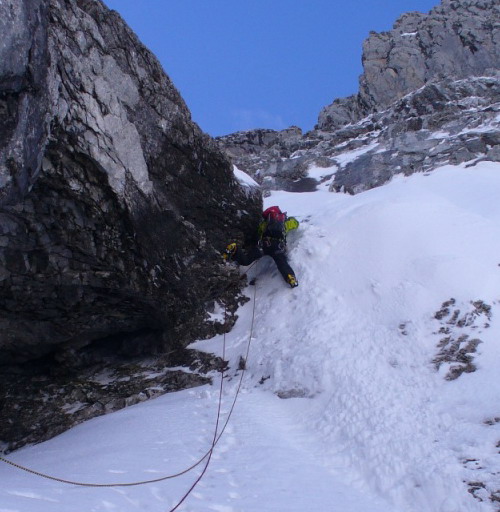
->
<box><xmin>218</xmin><ymin>0</ymin><xmax>500</xmax><ymax>194</ymax></box>
<box><xmin>319</xmin><ymin>0</ymin><xmax>500</xmax><ymax>130</ymax></box>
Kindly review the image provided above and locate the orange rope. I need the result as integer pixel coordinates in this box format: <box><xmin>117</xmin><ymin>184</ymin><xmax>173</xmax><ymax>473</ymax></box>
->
<box><xmin>0</xmin><ymin>281</ymin><xmax>258</xmax><ymax>493</ymax></box>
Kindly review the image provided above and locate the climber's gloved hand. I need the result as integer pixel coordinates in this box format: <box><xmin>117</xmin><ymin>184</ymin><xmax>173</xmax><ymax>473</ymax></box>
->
<box><xmin>223</xmin><ymin>242</ymin><xmax>237</xmax><ymax>261</ymax></box>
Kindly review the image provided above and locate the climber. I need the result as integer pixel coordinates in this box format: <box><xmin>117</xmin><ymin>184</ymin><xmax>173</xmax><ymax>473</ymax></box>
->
<box><xmin>224</xmin><ymin>206</ymin><xmax>300</xmax><ymax>288</ymax></box>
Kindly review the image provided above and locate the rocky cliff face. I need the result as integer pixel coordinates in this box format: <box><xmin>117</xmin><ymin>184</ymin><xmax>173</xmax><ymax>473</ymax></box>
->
<box><xmin>319</xmin><ymin>0</ymin><xmax>500</xmax><ymax>130</ymax></box>
<box><xmin>0</xmin><ymin>0</ymin><xmax>261</xmax><ymax>450</ymax></box>
<box><xmin>218</xmin><ymin>0</ymin><xmax>500</xmax><ymax>194</ymax></box>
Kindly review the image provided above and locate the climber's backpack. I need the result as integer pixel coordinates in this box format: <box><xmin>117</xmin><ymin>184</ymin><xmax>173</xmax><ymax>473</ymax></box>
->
<box><xmin>262</xmin><ymin>206</ymin><xmax>286</xmax><ymax>240</ymax></box>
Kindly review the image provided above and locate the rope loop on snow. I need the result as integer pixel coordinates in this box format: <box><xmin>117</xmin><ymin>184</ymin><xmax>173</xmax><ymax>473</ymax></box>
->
<box><xmin>0</xmin><ymin>270</ymin><xmax>258</xmax><ymax>496</ymax></box>
<box><xmin>167</xmin><ymin>280</ymin><xmax>257</xmax><ymax>511</ymax></box>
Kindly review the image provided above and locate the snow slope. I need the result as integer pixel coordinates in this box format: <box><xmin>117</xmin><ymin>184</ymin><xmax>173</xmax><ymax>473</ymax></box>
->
<box><xmin>1</xmin><ymin>162</ymin><xmax>500</xmax><ymax>512</ymax></box>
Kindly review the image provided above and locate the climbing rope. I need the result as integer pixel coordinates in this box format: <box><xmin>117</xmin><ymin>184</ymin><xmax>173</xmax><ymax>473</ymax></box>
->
<box><xmin>0</xmin><ymin>275</ymin><xmax>258</xmax><ymax>493</ymax></box>
<box><xmin>168</xmin><ymin>282</ymin><xmax>257</xmax><ymax>511</ymax></box>
<box><xmin>166</xmin><ymin>299</ymin><xmax>229</xmax><ymax>512</ymax></box>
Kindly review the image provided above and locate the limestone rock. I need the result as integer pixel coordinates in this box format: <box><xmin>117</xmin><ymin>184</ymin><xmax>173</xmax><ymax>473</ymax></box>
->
<box><xmin>319</xmin><ymin>0</ymin><xmax>500</xmax><ymax>130</ymax></box>
<box><xmin>218</xmin><ymin>0</ymin><xmax>500</xmax><ymax>195</ymax></box>
<box><xmin>0</xmin><ymin>348</ymin><xmax>224</xmax><ymax>453</ymax></box>
<box><xmin>330</xmin><ymin>76</ymin><xmax>500</xmax><ymax>193</ymax></box>
<box><xmin>0</xmin><ymin>0</ymin><xmax>262</xmax><ymax>368</ymax></box>
<box><xmin>217</xmin><ymin>126</ymin><xmax>330</xmax><ymax>193</ymax></box>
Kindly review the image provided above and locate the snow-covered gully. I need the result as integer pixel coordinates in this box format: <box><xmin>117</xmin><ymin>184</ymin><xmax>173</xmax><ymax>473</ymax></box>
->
<box><xmin>1</xmin><ymin>163</ymin><xmax>500</xmax><ymax>512</ymax></box>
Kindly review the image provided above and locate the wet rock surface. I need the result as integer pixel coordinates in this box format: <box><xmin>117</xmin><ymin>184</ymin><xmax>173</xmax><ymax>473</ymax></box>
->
<box><xmin>0</xmin><ymin>348</ymin><xmax>226</xmax><ymax>453</ymax></box>
<box><xmin>0</xmin><ymin>0</ymin><xmax>261</xmax><ymax>449</ymax></box>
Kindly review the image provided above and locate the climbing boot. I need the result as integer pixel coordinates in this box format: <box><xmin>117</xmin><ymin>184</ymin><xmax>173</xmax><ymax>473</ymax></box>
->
<box><xmin>223</xmin><ymin>242</ymin><xmax>237</xmax><ymax>261</ymax></box>
<box><xmin>287</xmin><ymin>274</ymin><xmax>298</xmax><ymax>288</ymax></box>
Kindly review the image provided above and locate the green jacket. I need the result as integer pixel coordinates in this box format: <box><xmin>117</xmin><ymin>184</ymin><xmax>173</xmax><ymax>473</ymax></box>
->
<box><xmin>257</xmin><ymin>216</ymin><xmax>300</xmax><ymax>239</ymax></box>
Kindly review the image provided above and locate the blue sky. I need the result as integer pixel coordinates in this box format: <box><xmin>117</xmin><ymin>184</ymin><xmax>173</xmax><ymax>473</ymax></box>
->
<box><xmin>103</xmin><ymin>0</ymin><xmax>439</xmax><ymax>136</ymax></box>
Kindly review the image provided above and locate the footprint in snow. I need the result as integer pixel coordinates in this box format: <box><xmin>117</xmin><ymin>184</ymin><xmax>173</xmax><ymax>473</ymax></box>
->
<box><xmin>208</xmin><ymin>505</ymin><xmax>235</xmax><ymax>512</ymax></box>
<box><xmin>7</xmin><ymin>491</ymin><xmax>59</xmax><ymax>503</ymax></box>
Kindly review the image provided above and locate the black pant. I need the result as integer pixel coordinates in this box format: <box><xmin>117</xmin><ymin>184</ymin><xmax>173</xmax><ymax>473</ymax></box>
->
<box><xmin>234</xmin><ymin>239</ymin><xmax>296</xmax><ymax>284</ymax></box>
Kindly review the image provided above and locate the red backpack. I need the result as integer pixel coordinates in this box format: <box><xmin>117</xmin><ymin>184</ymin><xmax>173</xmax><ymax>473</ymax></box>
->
<box><xmin>262</xmin><ymin>206</ymin><xmax>286</xmax><ymax>240</ymax></box>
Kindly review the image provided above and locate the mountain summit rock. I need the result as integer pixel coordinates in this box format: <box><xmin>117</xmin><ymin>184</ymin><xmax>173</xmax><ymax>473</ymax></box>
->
<box><xmin>319</xmin><ymin>0</ymin><xmax>500</xmax><ymax>130</ymax></box>
<box><xmin>218</xmin><ymin>0</ymin><xmax>500</xmax><ymax>194</ymax></box>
